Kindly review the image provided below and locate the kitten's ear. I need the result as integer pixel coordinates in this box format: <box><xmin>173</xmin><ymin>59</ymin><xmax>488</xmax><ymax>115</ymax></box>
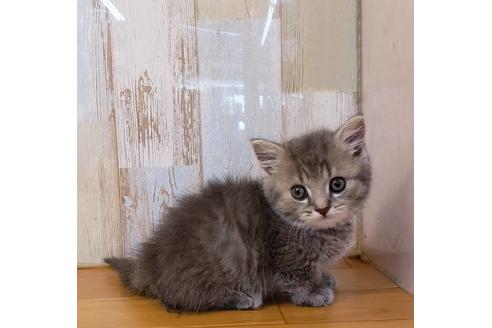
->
<box><xmin>250</xmin><ymin>138</ymin><xmax>285</xmax><ymax>175</ymax></box>
<box><xmin>335</xmin><ymin>115</ymin><xmax>366</xmax><ymax>156</ymax></box>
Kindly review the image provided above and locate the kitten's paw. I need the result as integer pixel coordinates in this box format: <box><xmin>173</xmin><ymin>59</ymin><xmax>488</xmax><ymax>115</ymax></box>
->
<box><xmin>322</xmin><ymin>272</ymin><xmax>337</xmax><ymax>289</ymax></box>
<box><xmin>226</xmin><ymin>294</ymin><xmax>263</xmax><ymax>310</ymax></box>
<box><xmin>291</xmin><ymin>288</ymin><xmax>334</xmax><ymax>307</ymax></box>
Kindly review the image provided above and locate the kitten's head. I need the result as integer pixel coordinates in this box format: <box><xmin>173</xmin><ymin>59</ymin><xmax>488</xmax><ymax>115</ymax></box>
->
<box><xmin>251</xmin><ymin>115</ymin><xmax>371</xmax><ymax>229</ymax></box>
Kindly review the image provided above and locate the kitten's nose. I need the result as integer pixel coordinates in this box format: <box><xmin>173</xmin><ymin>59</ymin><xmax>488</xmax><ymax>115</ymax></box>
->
<box><xmin>315</xmin><ymin>207</ymin><xmax>330</xmax><ymax>216</ymax></box>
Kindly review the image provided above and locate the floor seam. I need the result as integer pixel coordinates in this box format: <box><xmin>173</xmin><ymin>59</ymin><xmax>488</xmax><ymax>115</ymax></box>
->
<box><xmin>275</xmin><ymin>297</ymin><xmax>288</xmax><ymax>324</ymax></box>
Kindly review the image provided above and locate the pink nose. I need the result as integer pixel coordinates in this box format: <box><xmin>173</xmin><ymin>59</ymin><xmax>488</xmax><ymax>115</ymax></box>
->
<box><xmin>315</xmin><ymin>207</ymin><xmax>329</xmax><ymax>216</ymax></box>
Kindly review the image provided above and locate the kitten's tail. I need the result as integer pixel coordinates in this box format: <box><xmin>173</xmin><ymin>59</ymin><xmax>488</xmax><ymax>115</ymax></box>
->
<box><xmin>104</xmin><ymin>257</ymin><xmax>135</xmax><ymax>288</ymax></box>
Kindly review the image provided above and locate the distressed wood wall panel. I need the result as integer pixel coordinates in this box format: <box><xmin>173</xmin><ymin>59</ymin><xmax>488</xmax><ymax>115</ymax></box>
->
<box><xmin>197</xmin><ymin>0</ymin><xmax>273</xmax><ymax>20</ymax></box>
<box><xmin>78</xmin><ymin>0</ymin><xmax>360</xmax><ymax>264</ymax></box>
<box><xmin>78</xmin><ymin>123</ymin><xmax>124</xmax><ymax>264</ymax></box>
<box><xmin>108</xmin><ymin>0</ymin><xmax>202</xmax><ymax>254</ymax></box>
<box><xmin>118</xmin><ymin>166</ymin><xmax>200</xmax><ymax>253</ymax></box>
<box><xmin>78</xmin><ymin>0</ymin><xmax>123</xmax><ymax>264</ymax></box>
<box><xmin>110</xmin><ymin>0</ymin><xmax>174</xmax><ymax>169</ymax></box>
<box><xmin>279</xmin><ymin>0</ymin><xmax>359</xmax><ymax>144</ymax></box>
<box><xmin>300</xmin><ymin>0</ymin><xmax>358</xmax><ymax>91</ymax></box>
<box><xmin>169</xmin><ymin>1</ymin><xmax>202</xmax><ymax>168</ymax></box>
<box><xmin>78</xmin><ymin>0</ymin><xmax>116</xmax><ymax>124</ymax></box>
<box><xmin>78</xmin><ymin>0</ymin><xmax>202</xmax><ymax>264</ymax></box>
<box><xmin>280</xmin><ymin>0</ymin><xmax>303</xmax><ymax>94</ymax></box>
<box><xmin>280</xmin><ymin>0</ymin><xmax>357</xmax><ymax>95</ymax></box>
<box><xmin>279</xmin><ymin>0</ymin><xmax>360</xmax><ymax>254</ymax></box>
<box><xmin>281</xmin><ymin>91</ymin><xmax>358</xmax><ymax>139</ymax></box>
<box><xmin>197</xmin><ymin>4</ymin><xmax>282</xmax><ymax>180</ymax></box>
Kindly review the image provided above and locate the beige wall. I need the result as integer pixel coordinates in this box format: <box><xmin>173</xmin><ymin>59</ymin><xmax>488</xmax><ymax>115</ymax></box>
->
<box><xmin>361</xmin><ymin>0</ymin><xmax>414</xmax><ymax>293</ymax></box>
<box><xmin>78</xmin><ymin>0</ymin><xmax>359</xmax><ymax>265</ymax></box>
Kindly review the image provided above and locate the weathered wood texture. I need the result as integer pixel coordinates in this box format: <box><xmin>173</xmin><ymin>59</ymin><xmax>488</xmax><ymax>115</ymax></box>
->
<box><xmin>78</xmin><ymin>0</ymin><xmax>123</xmax><ymax>262</ymax></box>
<box><xmin>78</xmin><ymin>0</ymin><xmax>202</xmax><ymax>264</ymax></box>
<box><xmin>78</xmin><ymin>0</ymin><xmax>359</xmax><ymax>264</ymax></box>
<box><xmin>279</xmin><ymin>0</ymin><xmax>360</xmax><ymax>254</ymax></box>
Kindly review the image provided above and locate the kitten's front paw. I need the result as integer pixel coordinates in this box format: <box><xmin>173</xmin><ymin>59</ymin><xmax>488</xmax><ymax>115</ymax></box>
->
<box><xmin>226</xmin><ymin>294</ymin><xmax>263</xmax><ymax>310</ymax></box>
<box><xmin>322</xmin><ymin>272</ymin><xmax>337</xmax><ymax>289</ymax></box>
<box><xmin>291</xmin><ymin>288</ymin><xmax>334</xmax><ymax>307</ymax></box>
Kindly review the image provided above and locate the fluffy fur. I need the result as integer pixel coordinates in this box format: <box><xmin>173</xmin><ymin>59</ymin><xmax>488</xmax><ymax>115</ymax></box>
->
<box><xmin>105</xmin><ymin>115</ymin><xmax>371</xmax><ymax>312</ymax></box>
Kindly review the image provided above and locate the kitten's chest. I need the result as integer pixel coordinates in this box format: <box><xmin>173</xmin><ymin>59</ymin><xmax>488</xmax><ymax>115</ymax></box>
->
<box><xmin>274</xmin><ymin>221</ymin><xmax>355</xmax><ymax>265</ymax></box>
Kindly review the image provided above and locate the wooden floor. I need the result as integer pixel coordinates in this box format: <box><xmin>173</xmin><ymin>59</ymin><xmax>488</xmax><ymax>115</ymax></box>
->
<box><xmin>78</xmin><ymin>257</ymin><xmax>413</xmax><ymax>328</ymax></box>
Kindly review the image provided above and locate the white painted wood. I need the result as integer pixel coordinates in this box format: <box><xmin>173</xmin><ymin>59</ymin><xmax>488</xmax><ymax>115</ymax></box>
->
<box><xmin>77</xmin><ymin>0</ymin><xmax>123</xmax><ymax>264</ymax></box>
<box><xmin>279</xmin><ymin>0</ymin><xmax>360</xmax><ymax>255</ymax></box>
<box><xmin>78</xmin><ymin>123</ymin><xmax>123</xmax><ymax>264</ymax></box>
<box><xmin>281</xmin><ymin>91</ymin><xmax>358</xmax><ymax>140</ymax></box>
<box><xmin>78</xmin><ymin>0</ymin><xmax>116</xmax><ymax>124</ymax></box>
<box><xmin>118</xmin><ymin>166</ymin><xmax>200</xmax><ymax>253</ymax></box>
<box><xmin>78</xmin><ymin>0</ymin><xmax>202</xmax><ymax>264</ymax></box>
<box><xmin>108</xmin><ymin>0</ymin><xmax>203</xmax><ymax>255</ymax></box>
<box><xmin>110</xmin><ymin>0</ymin><xmax>175</xmax><ymax>169</ymax></box>
<box><xmin>78</xmin><ymin>0</ymin><xmax>361</xmax><ymax>264</ymax></box>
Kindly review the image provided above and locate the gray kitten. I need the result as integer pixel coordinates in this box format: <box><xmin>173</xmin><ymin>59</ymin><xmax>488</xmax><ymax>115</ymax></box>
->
<box><xmin>105</xmin><ymin>115</ymin><xmax>371</xmax><ymax>312</ymax></box>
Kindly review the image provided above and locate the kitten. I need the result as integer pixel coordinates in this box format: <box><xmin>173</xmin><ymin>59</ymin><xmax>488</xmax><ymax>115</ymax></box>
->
<box><xmin>105</xmin><ymin>115</ymin><xmax>371</xmax><ymax>312</ymax></box>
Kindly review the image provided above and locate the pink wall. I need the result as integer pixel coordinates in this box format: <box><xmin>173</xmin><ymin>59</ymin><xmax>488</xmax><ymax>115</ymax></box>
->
<box><xmin>361</xmin><ymin>0</ymin><xmax>414</xmax><ymax>294</ymax></box>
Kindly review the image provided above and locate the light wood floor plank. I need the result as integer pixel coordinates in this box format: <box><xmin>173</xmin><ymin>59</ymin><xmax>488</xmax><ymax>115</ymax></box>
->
<box><xmin>78</xmin><ymin>299</ymin><xmax>285</xmax><ymax>328</ymax></box>
<box><xmin>78</xmin><ymin>267</ymin><xmax>139</xmax><ymax>300</ymax></box>
<box><xmin>205</xmin><ymin>320</ymin><xmax>414</xmax><ymax>328</ymax></box>
<box><xmin>326</xmin><ymin>258</ymin><xmax>352</xmax><ymax>269</ymax></box>
<box><xmin>330</xmin><ymin>267</ymin><xmax>397</xmax><ymax>291</ymax></box>
<box><xmin>78</xmin><ymin>263</ymin><xmax>396</xmax><ymax>301</ymax></box>
<box><xmin>277</xmin><ymin>289</ymin><xmax>413</xmax><ymax>323</ymax></box>
<box><xmin>345</xmin><ymin>257</ymin><xmax>371</xmax><ymax>268</ymax></box>
<box><xmin>78</xmin><ymin>262</ymin><xmax>413</xmax><ymax>327</ymax></box>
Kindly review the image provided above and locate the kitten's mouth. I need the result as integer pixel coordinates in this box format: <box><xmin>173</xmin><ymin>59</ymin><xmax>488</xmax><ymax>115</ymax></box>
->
<box><xmin>303</xmin><ymin>211</ymin><xmax>350</xmax><ymax>229</ymax></box>
<box><xmin>317</xmin><ymin>210</ymin><xmax>341</xmax><ymax>220</ymax></box>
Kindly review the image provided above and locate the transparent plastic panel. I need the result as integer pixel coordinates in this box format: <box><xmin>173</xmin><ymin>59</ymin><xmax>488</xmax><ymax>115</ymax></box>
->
<box><xmin>78</xmin><ymin>0</ymin><xmax>358</xmax><ymax>263</ymax></box>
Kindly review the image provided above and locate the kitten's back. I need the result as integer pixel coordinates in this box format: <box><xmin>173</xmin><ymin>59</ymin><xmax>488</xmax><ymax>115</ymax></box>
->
<box><xmin>108</xmin><ymin>177</ymin><xmax>271</xmax><ymax>311</ymax></box>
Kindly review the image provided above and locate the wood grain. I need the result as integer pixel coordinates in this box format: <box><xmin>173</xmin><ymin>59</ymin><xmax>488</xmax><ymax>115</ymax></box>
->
<box><xmin>78</xmin><ymin>264</ymin><xmax>413</xmax><ymax>327</ymax></box>
<box><xmin>279</xmin><ymin>0</ymin><xmax>360</xmax><ymax>255</ymax></box>
<box><xmin>77</xmin><ymin>264</ymin><xmax>396</xmax><ymax>301</ymax></box>
<box><xmin>279</xmin><ymin>288</ymin><xmax>413</xmax><ymax>323</ymax></box>
<box><xmin>280</xmin><ymin>0</ymin><xmax>303</xmax><ymax>94</ymax></box>
<box><xmin>78</xmin><ymin>299</ymin><xmax>284</xmax><ymax>328</ymax></box>
<box><xmin>346</xmin><ymin>257</ymin><xmax>371</xmax><ymax>268</ymax></box>
<box><xmin>98</xmin><ymin>0</ymin><xmax>202</xmax><ymax>260</ymax></box>
<box><xmin>170</xmin><ymin>0</ymin><xmax>202</xmax><ymax>168</ymax></box>
<box><xmin>118</xmin><ymin>166</ymin><xmax>200</xmax><ymax>252</ymax></box>
<box><xmin>109</xmin><ymin>0</ymin><xmax>201</xmax><ymax>169</ymax></box>
<box><xmin>330</xmin><ymin>268</ymin><xmax>397</xmax><ymax>291</ymax></box>
<box><xmin>197</xmin><ymin>0</ymin><xmax>278</xmax><ymax>21</ymax></box>
<box><xmin>209</xmin><ymin>320</ymin><xmax>413</xmax><ymax>328</ymax></box>
<box><xmin>78</xmin><ymin>0</ymin><xmax>362</xmax><ymax>264</ymax></box>
<box><xmin>299</xmin><ymin>0</ymin><xmax>358</xmax><ymax>91</ymax></box>
<box><xmin>78</xmin><ymin>267</ymin><xmax>139</xmax><ymax>300</ymax></box>
<box><xmin>279</xmin><ymin>0</ymin><xmax>357</xmax><ymax>93</ymax></box>
<box><xmin>326</xmin><ymin>258</ymin><xmax>351</xmax><ymax>270</ymax></box>
<box><xmin>110</xmin><ymin>0</ymin><xmax>173</xmax><ymax>169</ymax></box>
<box><xmin>77</xmin><ymin>0</ymin><xmax>116</xmax><ymax>124</ymax></box>
<box><xmin>281</xmin><ymin>91</ymin><xmax>358</xmax><ymax>140</ymax></box>
<box><xmin>277</xmin><ymin>288</ymin><xmax>413</xmax><ymax>323</ymax></box>
<box><xmin>77</xmin><ymin>0</ymin><xmax>123</xmax><ymax>264</ymax></box>
<box><xmin>78</xmin><ymin>123</ymin><xmax>123</xmax><ymax>264</ymax></box>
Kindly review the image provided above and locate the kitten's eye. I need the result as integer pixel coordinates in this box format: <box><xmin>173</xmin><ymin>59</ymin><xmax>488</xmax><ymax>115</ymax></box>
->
<box><xmin>290</xmin><ymin>185</ymin><xmax>308</xmax><ymax>200</ymax></box>
<box><xmin>329</xmin><ymin>177</ymin><xmax>346</xmax><ymax>193</ymax></box>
